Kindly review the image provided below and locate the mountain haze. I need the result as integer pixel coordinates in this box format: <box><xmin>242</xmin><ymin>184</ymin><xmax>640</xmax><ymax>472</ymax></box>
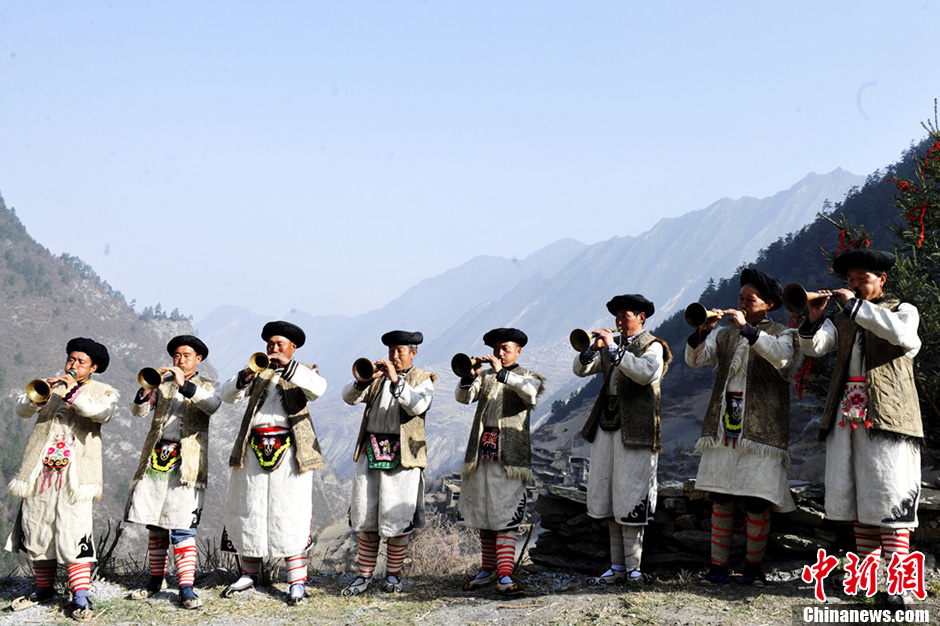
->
<box><xmin>196</xmin><ymin>168</ymin><xmax>863</xmax><ymax>476</ymax></box>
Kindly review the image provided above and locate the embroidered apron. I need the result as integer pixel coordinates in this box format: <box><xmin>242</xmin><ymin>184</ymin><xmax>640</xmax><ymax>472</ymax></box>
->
<box><xmin>839</xmin><ymin>376</ymin><xmax>870</xmax><ymax>429</ymax></box>
<box><xmin>364</xmin><ymin>433</ymin><xmax>401</xmax><ymax>470</ymax></box>
<box><xmin>480</xmin><ymin>427</ymin><xmax>500</xmax><ymax>461</ymax></box>
<box><xmin>249</xmin><ymin>427</ymin><xmax>292</xmax><ymax>471</ymax></box>
<box><xmin>40</xmin><ymin>432</ymin><xmax>74</xmax><ymax>492</ymax></box>
<box><xmin>147</xmin><ymin>439</ymin><xmax>182</xmax><ymax>477</ymax></box>
<box><xmin>722</xmin><ymin>391</ymin><xmax>743</xmax><ymax>447</ymax></box>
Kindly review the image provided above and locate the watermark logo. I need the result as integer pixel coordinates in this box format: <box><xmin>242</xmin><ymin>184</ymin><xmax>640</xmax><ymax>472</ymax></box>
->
<box><xmin>800</xmin><ymin>549</ymin><xmax>926</xmax><ymax>602</ymax></box>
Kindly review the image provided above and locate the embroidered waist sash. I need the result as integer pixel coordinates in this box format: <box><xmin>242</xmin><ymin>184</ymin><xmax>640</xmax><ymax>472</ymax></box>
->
<box><xmin>249</xmin><ymin>427</ymin><xmax>292</xmax><ymax>472</ymax></box>
<box><xmin>364</xmin><ymin>433</ymin><xmax>401</xmax><ymax>470</ymax></box>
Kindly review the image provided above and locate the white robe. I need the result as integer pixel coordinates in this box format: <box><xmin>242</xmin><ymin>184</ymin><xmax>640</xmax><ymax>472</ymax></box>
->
<box><xmin>573</xmin><ymin>337</ymin><xmax>663</xmax><ymax>525</ymax></box>
<box><xmin>125</xmin><ymin>382</ymin><xmax>221</xmax><ymax>530</ymax></box>
<box><xmin>7</xmin><ymin>382</ymin><xmax>117</xmax><ymax>563</ymax></box>
<box><xmin>220</xmin><ymin>364</ymin><xmax>327</xmax><ymax>557</ymax></box>
<box><xmin>456</xmin><ymin>367</ymin><xmax>541</xmax><ymax>530</ymax></box>
<box><xmin>343</xmin><ymin>373</ymin><xmax>434</xmax><ymax>537</ymax></box>
<box><xmin>685</xmin><ymin>326</ymin><xmax>797</xmax><ymax>512</ymax></box>
<box><xmin>800</xmin><ymin>299</ymin><xmax>922</xmax><ymax>527</ymax></box>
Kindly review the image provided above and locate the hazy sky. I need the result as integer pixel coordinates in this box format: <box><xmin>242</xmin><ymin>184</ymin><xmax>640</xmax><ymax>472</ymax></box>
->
<box><xmin>1</xmin><ymin>1</ymin><xmax>938</xmax><ymax>320</ymax></box>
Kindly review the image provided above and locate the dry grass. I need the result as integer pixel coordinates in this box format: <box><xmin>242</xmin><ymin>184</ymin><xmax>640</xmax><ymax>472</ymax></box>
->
<box><xmin>408</xmin><ymin>513</ymin><xmax>480</xmax><ymax>576</ymax></box>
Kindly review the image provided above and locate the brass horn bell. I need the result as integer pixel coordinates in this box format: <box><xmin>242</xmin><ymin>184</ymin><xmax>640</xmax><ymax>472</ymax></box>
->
<box><xmin>782</xmin><ymin>284</ymin><xmax>829</xmax><ymax>314</ymax></box>
<box><xmin>248</xmin><ymin>352</ymin><xmax>270</xmax><ymax>373</ymax></box>
<box><xmin>25</xmin><ymin>379</ymin><xmax>53</xmax><ymax>404</ymax></box>
<box><xmin>684</xmin><ymin>303</ymin><xmax>724</xmax><ymax>328</ymax></box>
<box><xmin>137</xmin><ymin>367</ymin><xmax>174</xmax><ymax>390</ymax></box>
<box><xmin>450</xmin><ymin>353</ymin><xmax>482</xmax><ymax>378</ymax></box>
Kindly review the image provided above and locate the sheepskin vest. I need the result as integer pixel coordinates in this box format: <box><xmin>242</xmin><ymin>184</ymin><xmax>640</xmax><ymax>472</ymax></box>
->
<box><xmin>820</xmin><ymin>299</ymin><xmax>922</xmax><ymax>440</ymax></box>
<box><xmin>462</xmin><ymin>366</ymin><xmax>546</xmax><ymax>483</ymax></box>
<box><xmin>229</xmin><ymin>362</ymin><xmax>324</xmax><ymax>473</ymax></box>
<box><xmin>352</xmin><ymin>366</ymin><xmax>437</xmax><ymax>469</ymax></box>
<box><xmin>581</xmin><ymin>331</ymin><xmax>672</xmax><ymax>452</ymax></box>
<box><xmin>9</xmin><ymin>380</ymin><xmax>116</xmax><ymax>502</ymax></box>
<box><xmin>131</xmin><ymin>373</ymin><xmax>217</xmax><ymax>488</ymax></box>
<box><xmin>697</xmin><ymin>320</ymin><xmax>797</xmax><ymax>463</ymax></box>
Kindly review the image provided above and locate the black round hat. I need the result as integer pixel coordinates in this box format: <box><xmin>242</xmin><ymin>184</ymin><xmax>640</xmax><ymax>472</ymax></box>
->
<box><xmin>66</xmin><ymin>337</ymin><xmax>110</xmax><ymax>373</ymax></box>
<box><xmin>833</xmin><ymin>249</ymin><xmax>895</xmax><ymax>277</ymax></box>
<box><xmin>740</xmin><ymin>268</ymin><xmax>783</xmax><ymax>311</ymax></box>
<box><xmin>606</xmin><ymin>294</ymin><xmax>655</xmax><ymax>317</ymax></box>
<box><xmin>167</xmin><ymin>335</ymin><xmax>209</xmax><ymax>359</ymax></box>
<box><xmin>261</xmin><ymin>321</ymin><xmax>306</xmax><ymax>348</ymax></box>
<box><xmin>482</xmin><ymin>328</ymin><xmax>528</xmax><ymax>348</ymax></box>
<box><xmin>381</xmin><ymin>330</ymin><xmax>424</xmax><ymax>346</ymax></box>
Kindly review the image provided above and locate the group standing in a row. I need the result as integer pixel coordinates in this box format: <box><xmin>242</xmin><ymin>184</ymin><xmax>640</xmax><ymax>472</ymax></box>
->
<box><xmin>4</xmin><ymin>247</ymin><xmax>923</xmax><ymax>618</ymax></box>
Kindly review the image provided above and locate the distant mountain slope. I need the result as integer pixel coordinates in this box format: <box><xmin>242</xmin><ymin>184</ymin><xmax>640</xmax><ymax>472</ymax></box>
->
<box><xmin>0</xmin><ymin>197</ymin><xmax>346</xmax><ymax>571</ymax></box>
<box><xmin>533</xmin><ymin>139</ymin><xmax>931</xmax><ymax>482</ymax></box>
<box><xmin>197</xmin><ymin>168</ymin><xmax>863</xmax><ymax>477</ymax></box>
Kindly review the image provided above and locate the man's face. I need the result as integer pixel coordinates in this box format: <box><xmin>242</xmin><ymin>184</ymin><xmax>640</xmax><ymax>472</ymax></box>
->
<box><xmin>172</xmin><ymin>345</ymin><xmax>203</xmax><ymax>377</ymax></box>
<box><xmin>266</xmin><ymin>335</ymin><xmax>297</xmax><ymax>360</ymax></box>
<box><xmin>846</xmin><ymin>268</ymin><xmax>886</xmax><ymax>301</ymax></box>
<box><xmin>65</xmin><ymin>351</ymin><xmax>97</xmax><ymax>382</ymax></box>
<box><xmin>738</xmin><ymin>285</ymin><xmax>773</xmax><ymax>322</ymax></box>
<box><xmin>615</xmin><ymin>309</ymin><xmax>645</xmax><ymax>336</ymax></box>
<box><xmin>493</xmin><ymin>341</ymin><xmax>522</xmax><ymax>367</ymax></box>
<box><xmin>388</xmin><ymin>345</ymin><xmax>416</xmax><ymax>371</ymax></box>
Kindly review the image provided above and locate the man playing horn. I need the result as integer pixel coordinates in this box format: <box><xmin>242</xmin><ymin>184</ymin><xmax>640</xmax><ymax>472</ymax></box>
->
<box><xmin>125</xmin><ymin>335</ymin><xmax>221</xmax><ymax>609</ymax></box>
<box><xmin>574</xmin><ymin>294</ymin><xmax>670</xmax><ymax>586</ymax></box>
<box><xmin>686</xmin><ymin>268</ymin><xmax>800</xmax><ymax>585</ymax></box>
<box><xmin>458</xmin><ymin>328</ymin><xmax>544</xmax><ymax>594</ymax></box>
<box><xmin>6</xmin><ymin>338</ymin><xmax>119</xmax><ymax>621</ymax></box>
<box><xmin>799</xmin><ymin>249</ymin><xmax>922</xmax><ymax>607</ymax></box>
<box><xmin>340</xmin><ymin>330</ymin><xmax>435</xmax><ymax>596</ymax></box>
<box><xmin>219</xmin><ymin>321</ymin><xmax>327</xmax><ymax>605</ymax></box>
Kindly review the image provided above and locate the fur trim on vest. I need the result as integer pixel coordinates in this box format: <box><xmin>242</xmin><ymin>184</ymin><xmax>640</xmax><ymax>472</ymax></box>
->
<box><xmin>461</xmin><ymin>366</ymin><xmax>546</xmax><ymax>483</ymax></box>
<box><xmin>9</xmin><ymin>380</ymin><xmax>117</xmax><ymax>502</ymax></box>
<box><xmin>228</xmin><ymin>363</ymin><xmax>324</xmax><ymax>473</ymax></box>
<box><xmin>696</xmin><ymin>320</ymin><xmax>800</xmax><ymax>466</ymax></box>
<box><xmin>130</xmin><ymin>373</ymin><xmax>218</xmax><ymax>489</ymax></box>
<box><xmin>581</xmin><ymin>331</ymin><xmax>672</xmax><ymax>452</ymax></box>
<box><xmin>820</xmin><ymin>299</ymin><xmax>923</xmax><ymax>441</ymax></box>
<box><xmin>352</xmin><ymin>366</ymin><xmax>437</xmax><ymax>469</ymax></box>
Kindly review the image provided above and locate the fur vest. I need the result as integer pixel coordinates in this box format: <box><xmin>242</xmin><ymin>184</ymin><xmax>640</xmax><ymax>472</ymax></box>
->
<box><xmin>462</xmin><ymin>366</ymin><xmax>546</xmax><ymax>483</ymax></box>
<box><xmin>697</xmin><ymin>320</ymin><xmax>799</xmax><ymax>464</ymax></box>
<box><xmin>228</xmin><ymin>362</ymin><xmax>324</xmax><ymax>473</ymax></box>
<box><xmin>581</xmin><ymin>331</ymin><xmax>672</xmax><ymax>452</ymax></box>
<box><xmin>9</xmin><ymin>379</ymin><xmax>118</xmax><ymax>502</ymax></box>
<box><xmin>131</xmin><ymin>373</ymin><xmax>218</xmax><ymax>489</ymax></box>
<box><xmin>820</xmin><ymin>299</ymin><xmax>922</xmax><ymax>440</ymax></box>
<box><xmin>352</xmin><ymin>366</ymin><xmax>437</xmax><ymax>469</ymax></box>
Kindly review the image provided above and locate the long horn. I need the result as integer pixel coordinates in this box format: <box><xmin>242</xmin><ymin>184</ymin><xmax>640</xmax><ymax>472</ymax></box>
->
<box><xmin>25</xmin><ymin>379</ymin><xmax>52</xmax><ymax>404</ymax></box>
<box><xmin>248</xmin><ymin>352</ymin><xmax>270</xmax><ymax>373</ymax></box>
<box><xmin>782</xmin><ymin>284</ymin><xmax>829</xmax><ymax>313</ymax></box>
<box><xmin>352</xmin><ymin>358</ymin><xmax>376</xmax><ymax>382</ymax></box>
<box><xmin>569</xmin><ymin>329</ymin><xmax>594</xmax><ymax>352</ymax></box>
<box><xmin>450</xmin><ymin>353</ymin><xmax>482</xmax><ymax>378</ymax></box>
<box><xmin>684</xmin><ymin>303</ymin><xmax>724</xmax><ymax>327</ymax></box>
<box><xmin>137</xmin><ymin>367</ymin><xmax>174</xmax><ymax>390</ymax></box>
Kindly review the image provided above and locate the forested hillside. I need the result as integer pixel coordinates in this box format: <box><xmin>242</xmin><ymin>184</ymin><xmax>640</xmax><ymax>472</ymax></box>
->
<box><xmin>534</xmin><ymin>135</ymin><xmax>938</xmax><ymax>474</ymax></box>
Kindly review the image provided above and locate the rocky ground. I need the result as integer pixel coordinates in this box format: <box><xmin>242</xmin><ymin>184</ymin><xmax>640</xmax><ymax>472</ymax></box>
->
<box><xmin>1</xmin><ymin>562</ymin><xmax>938</xmax><ymax>625</ymax></box>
